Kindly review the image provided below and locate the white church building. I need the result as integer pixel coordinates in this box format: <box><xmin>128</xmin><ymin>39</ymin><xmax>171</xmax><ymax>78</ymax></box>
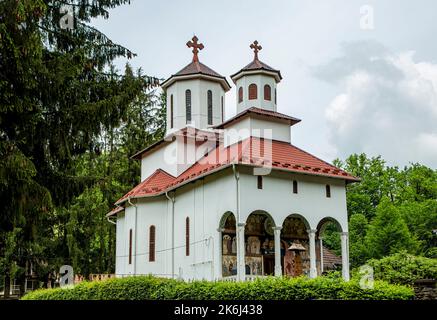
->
<box><xmin>107</xmin><ymin>36</ymin><xmax>359</xmax><ymax>282</ymax></box>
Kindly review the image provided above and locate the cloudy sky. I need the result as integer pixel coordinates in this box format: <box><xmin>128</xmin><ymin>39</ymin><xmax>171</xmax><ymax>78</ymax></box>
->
<box><xmin>92</xmin><ymin>0</ymin><xmax>437</xmax><ymax>168</ymax></box>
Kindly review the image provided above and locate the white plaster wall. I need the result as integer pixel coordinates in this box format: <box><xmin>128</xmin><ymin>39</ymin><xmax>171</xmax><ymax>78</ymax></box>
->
<box><xmin>115</xmin><ymin>212</ymin><xmax>126</xmax><ymax>276</ymax></box>
<box><xmin>141</xmin><ymin>134</ymin><xmax>219</xmax><ymax>181</ymax></box>
<box><xmin>166</xmin><ymin>80</ymin><xmax>225</xmax><ymax>134</ymax></box>
<box><xmin>116</xmin><ymin>168</ymin><xmax>237</xmax><ymax>280</ymax></box>
<box><xmin>141</xmin><ymin>142</ymin><xmax>177</xmax><ymax>180</ymax></box>
<box><xmin>235</xmin><ymin>74</ymin><xmax>277</xmax><ymax>113</ymax></box>
<box><xmin>116</xmin><ymin>166</ymin><xmax>349</xmax><ymax>280</ymax></box>
<box><xmin>224</xmin><ymin>117</ymin><xmax>291</xmax><ymax>147</ymax></box>
<box><xmin>238</xmin><ymin>167</ymin><xmax>348</xmax><ymax>232</ymax></box>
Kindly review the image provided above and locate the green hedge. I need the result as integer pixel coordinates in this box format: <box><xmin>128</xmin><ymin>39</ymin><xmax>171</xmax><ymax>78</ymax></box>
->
<box><xmin>367</xmin><ymin>252</ymin><xmax>437</xmax><ymax>286</ymax></box>
<box><xmin>22</xmin><ymin>275</ymin><xmax>414</xmax><ymax>300</ymax></box>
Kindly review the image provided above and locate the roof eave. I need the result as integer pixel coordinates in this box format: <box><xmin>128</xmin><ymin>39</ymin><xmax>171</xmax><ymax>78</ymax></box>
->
<box><xmin>161</xmin><ymin>73</ymin><xmax>231</xmax><ymax>91</ymax></box>
<box><xmin>230</xmin><ymin>69</ymin><xmax>282</xmax><ymax>84</ymax></box>
<box><xmin>115</xmin><ymin>163</ymin><xmax>358</xmax><ymax>206</ymax></box>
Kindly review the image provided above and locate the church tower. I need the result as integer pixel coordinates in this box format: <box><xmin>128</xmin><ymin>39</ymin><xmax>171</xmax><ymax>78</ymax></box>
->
<box><xmin>231</xmin><ymin>41</ymin><xmax>282</xmax><ymax>113</ymax></box>
<box><xmin>161</xmin><ymin>36</ymin><xmax>231</xmax><ymax>135</ymax></box>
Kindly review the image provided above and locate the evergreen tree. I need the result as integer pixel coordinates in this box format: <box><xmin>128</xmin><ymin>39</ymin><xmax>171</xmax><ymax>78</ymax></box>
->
<box><xmin>365</xmin><ymin>198</ymin><xmax>418</xmax><ymax>259</ymax></box>
<box><xmin>0</xmin><ymin>0</ymin><xmax>159</xmax><ymax>296</ymax></box>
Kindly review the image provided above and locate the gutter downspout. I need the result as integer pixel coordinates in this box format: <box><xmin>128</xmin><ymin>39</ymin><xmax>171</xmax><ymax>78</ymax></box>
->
<box><xmin>128</xmin><ymin>197</ymin><xmax>137</xmax><ymax>275</ymax></box>
<box><xmin>232</xmin><ymin>163</ymin><xmax>242</xmax><ymax>281</ymax></box>
<box><xmin>165</xmin><ymin>191</ymin><xmax>175</xmax><ymax>279</ymax></box>
<box><xmin>107</xmin><ymin>216</ymin><xmax>116</xmax><ymax>225</ymax></box>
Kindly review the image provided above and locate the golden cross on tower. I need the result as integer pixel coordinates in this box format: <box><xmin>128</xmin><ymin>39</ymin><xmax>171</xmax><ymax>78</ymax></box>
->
<box><xmin>186</xmin><ymin>35</ymin><xmax>204</xmax><ymax>63</ymax></box>
<box><xmin>250</xmin><ymin>40</ymin><xmax>262</xmax><ymax>61</ymax></box>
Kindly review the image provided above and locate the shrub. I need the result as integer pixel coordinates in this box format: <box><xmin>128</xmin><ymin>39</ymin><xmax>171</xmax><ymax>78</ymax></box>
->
<box><xmin>367</xmin><ymin>252</ymin><xmax>437</xmax><ymax>285</ymax></box>
<box><xmin>22</xmin><ymin>275</ymin><xmax>414</xmax><ymax>300</ymax></box>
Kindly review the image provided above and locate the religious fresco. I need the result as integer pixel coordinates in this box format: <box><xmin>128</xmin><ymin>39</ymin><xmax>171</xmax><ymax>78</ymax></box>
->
<box><xmin>281</xmin><ymin>217</ymin><xmax>308</xmax><ymax>239</ymax></box>
<box><xmin>222</xmin><ymin>213</ymin><xmax>312</xmax><ymax>278</ymax></box>
<box><xmin>223</xmin><ymin>213</ymin><xmax>236</xmax><ymax>231</ymax></box>
<box><xmin>222</xmin><ymin>255</ymin><xmax>237</xmax><ymax>277</ymax></box>
<box><xmin>245</xmin><ymin>256</ymin><xmax>263</xmax><ymax>275</ymax></box>
<box><xmin>281</xmin><ymin>217</ymin><xmax>311</xmax><ymax>277</ymax></box>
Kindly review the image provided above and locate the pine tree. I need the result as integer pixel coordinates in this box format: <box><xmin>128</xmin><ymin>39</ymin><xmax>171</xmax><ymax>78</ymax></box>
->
<box><xmin>0</xmin><ymin>0</ymin><xmax>159</xmax><ymax>296</ymax></box>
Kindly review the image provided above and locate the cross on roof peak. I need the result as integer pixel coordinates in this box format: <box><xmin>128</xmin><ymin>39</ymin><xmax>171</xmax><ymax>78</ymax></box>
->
<box><xmin>186</xmin><ymin>35</ymin><xmax>204</xmax><ymax>63</ymax></box>
<box><xmin>250</xmin><ymin>40</ymin><xmax>262</xmax><ymax>61</ymax></box>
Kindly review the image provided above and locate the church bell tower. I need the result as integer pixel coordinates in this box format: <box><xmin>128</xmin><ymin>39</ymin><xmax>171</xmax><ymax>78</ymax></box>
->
<box><xmin>160</xmin><ymin>36</ymin><xmax>231</xmax><ymax>136</ymax></box>
<box><xmin>231</xmin><ymin>41</ymin><xmax>282</xmax><ymax>113</ymax></box>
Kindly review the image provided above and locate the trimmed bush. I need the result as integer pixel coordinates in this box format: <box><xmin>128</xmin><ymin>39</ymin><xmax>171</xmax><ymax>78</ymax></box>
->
<box><xmin>367</xmin><ymin>252</ymin><xmax>437</xmax><ymax>286</ymax></box>
<box><xmin>22</xmin><ymin>275</ymin><xmax>414</xmax><ymax>300</ymax></box>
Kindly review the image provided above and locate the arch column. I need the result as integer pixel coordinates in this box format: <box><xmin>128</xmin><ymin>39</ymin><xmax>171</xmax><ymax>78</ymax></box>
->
<box><xmin>273</xmin><ymin>226</ymin><xmax>282</xmax><ymax>277</ymax></box>
<box><xmin>236</xmin><ymin>222</ymin><xmax>246</xmax><ymax>281</ymax></box>
<box><xmin>216</xmin><ymin>227</ymin><xmax>224</xmax><ymax>280</ymax></box>
<box><xmin>341</xmin><ymin>232</ymin><xmax>350</xmax><ymax>281</ymax></box>
<box><xmin>319</xmin><ymin>237</ymin><xmax>324</xmax><ymax>275</ymax></box>
<box><xmin>307</xmin><ymin>229</ymin><xmax>317</xmax><ymax>278</ymax></box>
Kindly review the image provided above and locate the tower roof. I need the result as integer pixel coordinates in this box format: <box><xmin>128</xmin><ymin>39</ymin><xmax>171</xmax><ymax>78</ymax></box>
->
<box><xmin>231</xmin><ymin>40</ymin><xmax>282</xmax><ymax>83</ymax></box>
<box><xmin>161</xmin><ymin>36</ymin><xmax>231</xmax><ymax>91</ymax></box>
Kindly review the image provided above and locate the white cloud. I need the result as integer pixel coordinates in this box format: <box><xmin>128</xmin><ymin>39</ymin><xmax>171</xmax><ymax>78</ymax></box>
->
<box><xmin>315</xmin><ymin>41</ymin><xmax>437</xmax><ymax>168</ymax></box>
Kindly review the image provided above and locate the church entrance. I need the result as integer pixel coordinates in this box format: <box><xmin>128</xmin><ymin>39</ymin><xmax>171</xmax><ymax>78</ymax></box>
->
<box><xmin>244</xmin><ymin>211</ymin><xmax>276</xmax><ymax>276</ymax></box>
<box><xmin>221</xmin><ymin>212</ymin><xmax>237</xmax><ymax>277</ymax></box>
<box><xmin>281</xmin><ymin>215</ymin><xmax>310</xmax><ymax>277</ymax></box>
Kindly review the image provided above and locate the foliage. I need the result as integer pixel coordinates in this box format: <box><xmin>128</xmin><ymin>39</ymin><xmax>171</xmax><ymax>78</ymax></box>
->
<box><xmin>0</xmin><ymin>0</ymin><xmax>163</xmax><ymax>296</ymax></box>
<box><xmin>330</xmin><ymin>154</ymin><xmax>437</xmax><ymax>267</ymax></box>
<box><xmin>22</xmin><ymin>275</ymin><xmax>414</xmax><ymax>300</ymax></box>
<box><xmin>348</xmin><ymin>214</ymin><xmax>369</xmax><ymax>266</ymax></box>
<box><xmin>365</xmin><ymin>198</ymin><xmax>419</xmax><ymax>259</ymax></box>
<box><xmin>367</xmin><ymin>252</ymin><xmax>437</xmax><ymax>286</ymax></box>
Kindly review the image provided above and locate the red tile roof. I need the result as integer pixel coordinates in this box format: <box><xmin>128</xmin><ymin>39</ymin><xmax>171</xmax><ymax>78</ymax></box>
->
<box><xmin>214</xmin><ymin>107</ymin><xmax>301</xmax><ymax>129</ymax></box>
<box><xmin>115</xmin><ymin>169</ymin><xmax>176</xmax><ymax>205</ymax></box>
<box><xmin>323</xmin><ymin>247</ymin><xmax>342</xmax><ymax>270</ymax></box>
<box><xmin>161</xmin><ymin>61</ymin><xmax>231</xmax><ymax>91</ymax></box>
<box><xmin>109</xmin><ymin>137</ymin><xmax>359</xmax><ymax>214</ymax></box>
<box><xmin>231</xmin><ymin>59</ymin><xmax>282</xmax><ymax>82</ymax></box>
<box><xmin>175</xmin><ymin>61</ymin><xmax>223</xmax><ymax>78</ymax></box>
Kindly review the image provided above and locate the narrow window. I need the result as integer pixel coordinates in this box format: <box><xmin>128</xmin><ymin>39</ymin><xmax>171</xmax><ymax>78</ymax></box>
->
<box><xmin>275</xmin><ymin>88</ymin><xmax>277</xmax><ymax>104</ymax></box>
<box><xmin>257</xmin><ymin>176</ymin><xmax>263</xmax><ymax>189</ymax></box>
<box><xmin>326</xmin><ymin>185</ymin><xmax>331</xmax><ymax>198</ymax></box>
<box><xmin>238</xmin><ymin>87</ymin><xmax>243</xmax><ymax>103</ymax></box>
<box><xmin>264</xmin><ymin>84</ymin><xmax>271</xmax><ymax>101</ymax></box>
<box><xmin>185</xmin><ymin>89</ymin><xmax>191</xmax><ymax>123</ymax></box>
<box><xmin>249</xmin><ymin>84</ymin><xmax>257</xmax><ymax>100</ymax></box>
<box><xmin>221</xmin><ymin>96</ymin><xmax>224</xmax><ymax>123</ymax></box>
<box><xmin>128</xmin><ymin>229</ymin><xmax>132</xmax><ymax>265</ymax></box>
<box><xmin>293</xmin><ymin>180</ymin><xmax>298</xmax><ymax>194</ymax></box>
<box><xmin>185</xmin><ymin>217</ymin><xmax>190</xmax><ymax>256</ymax></box>
<box><xmin>170</xmin><ymin>94</ymin><xmax>174</xmax><ymax>129</ymax></box>
<box><xmin>149</xmin><ymin>225</ymin><xmax>156</xmax><ymax>262</ymax></box>
<box><xmin>207</xmin><ymin>90</ymin><xmax>213</xmax><ymax>125</ymax></box>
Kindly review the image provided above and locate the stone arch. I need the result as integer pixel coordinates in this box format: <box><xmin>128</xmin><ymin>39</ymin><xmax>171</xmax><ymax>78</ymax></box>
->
<box><xmin>219</xmin><ymin>212</ymin><xmax>237</xmax><ymax>277</ymax></box>
<box><xmin>219</xmin><ymin>211</ymin><xmax>236</xmax><ymax>230</ymax></box>
<box><xmin>316</xmin><ymin>216</ymin><xmax>344</xmax><ymax>238</ymax></box>
<box><xmin>245</xmin><ymin>210</ymin><xmax>277</xmax><ymax>228</ymax></box>
<box><xmin>280</xmin><ymin>213</ymin><xmax>312</xmax><ymax>277</ymax></box>
<box><xmin>316</xmin><ymin>216</ymin><xmax>344</xmax><ymax>275</ymax></box>
<box><xmin>244</xmin><ymin>210</ymin><xmax>277</xmax><ymax>276</ymax></box>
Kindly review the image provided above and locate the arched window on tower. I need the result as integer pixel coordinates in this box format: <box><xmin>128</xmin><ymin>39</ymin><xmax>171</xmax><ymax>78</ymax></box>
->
<box><xmin>249</xmin><ymin>84</ymin><xmax>257</xmax><ymax>100</ymax></box>
<box><xmin>264</xmin><ymin>85</ymin><xmax>271</xmax><ymax>101</ymax></box>
<box><xmin>149</xmin><ymin>225</ymin><xmax>156</xmax><ymax>262</ymax></box>
<box><xmin>238</xmin><ymin>87</ymin><xmax>243</xmax><ymax>103</ymax></box>
<box><xmin>170</xmin><ymin>94</ymin><xmax>174</xmax><ymax>129</ymax></box>
<box><xmin>185</xmin><ymin>89</ymin><xmax>191</xmax><ymax>123</ymax></box>
<box><xmin>207</xmin><ymin>90</ymin><xmax>213</xmax><ymax>125</ymax></box>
